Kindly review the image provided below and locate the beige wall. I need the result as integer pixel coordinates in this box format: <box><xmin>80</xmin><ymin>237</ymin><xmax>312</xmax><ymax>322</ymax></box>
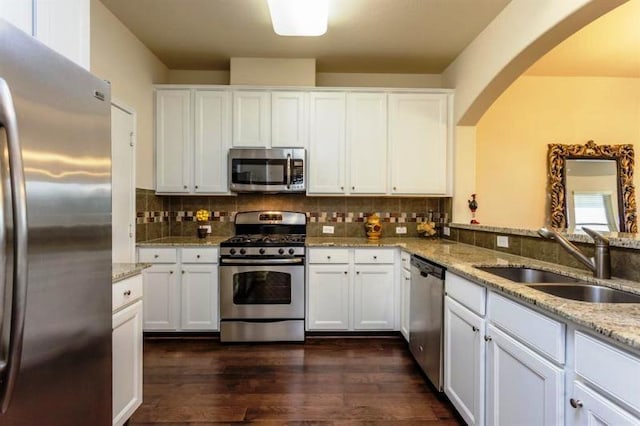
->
<box><xmin>316</xmin><ymin>73</ymin><xmax>442</xmax><ymax>88</ymax></box>
<box><xmin>90</xmin><ymin>0</ymin><xmax>169</xmax><ymax>189</ymax></box>
<box><xmin>475</xmin><ymin>75</ymin><xmax>640</xmax><ymax>228</ymax></box>
<box><xmin>168</xmin><ymin>70</ymin><xmax>230</xmax><ymax>85</ymax></box>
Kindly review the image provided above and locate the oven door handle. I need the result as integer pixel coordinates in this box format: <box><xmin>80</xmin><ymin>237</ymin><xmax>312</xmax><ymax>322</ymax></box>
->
<box><xmin>220</xmin><ymin>257</ymin><xmax>304</xmax><ymax>265</ymax></box>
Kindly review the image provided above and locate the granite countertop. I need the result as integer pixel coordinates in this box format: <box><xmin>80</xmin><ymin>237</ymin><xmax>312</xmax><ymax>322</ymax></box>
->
<box><xmin>112</xmin><ymin>263</ymin><xmax>151</xmax><ymax>284</ymax></box>
<box><xmin>308</xmin><ymin>236</ymin><xmax>640</xmax><ymax>352</ymax></box>
<box><xmin>137</xmin><ymin>235</ymin><xmax>640</xmax><ymax>351</ymax></box>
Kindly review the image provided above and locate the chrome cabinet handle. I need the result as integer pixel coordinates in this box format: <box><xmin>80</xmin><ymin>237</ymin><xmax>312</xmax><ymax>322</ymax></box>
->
<box><xmin>356</xmin><ymin>271</ymin><xmax>360</xmax><ymax>275</ymax></box>
<box><xmin>0</xmin><ymin>78</ymin><xmax>29</xmax><ymax>414</ymax></box>
<box><xmin>570</xmin><ymin>399</ymin><xmax>583</xmax><ymax>409</ymax></box>
<box><xmin>484</xmin><ymin>335</ymin><xmax>492</xmax><ymax>342</ymax></box>
<box><xmin>327</xmin><ymin>256</ymin><xmax>331</xmax><ymax>260</ymax></box>
<box><xmin>170</xmin><ymin>270</ymin><xmax>174</xmax><ymax>274</ymax></box>
<box><xmin>183</xmin><ymin>185</ymin><xmax>187</xmax><ymax>189</ymax></box>
<box><xmin>123</xmin><ymin>290</ymin><xmax>132</xmax><ymax>296</ymax></box>
<box><xmin>195</xmin><ymin>185</ymin><xmax>199</xmax><ymax>189</ymax></box>
<box><xmin>154</xmin><ymin>254</ymin><xmax>159</xmax><ymax>258</ymax></box>
<box><xmin>340</xmin><ymin>186</ymin><xmax>344</xmax><ymax>190</ymax></box>
<box><xmin>471</xmin><ymin>326</ymin><xmax>479</xmax><ymax>332</ymax></box>
<box><xmin>352</xmin><ymin>186</ymin><xmax>355</xmax><ymax>190</ymax></box>
<box><xmin>196</xmin><ymin>254</ymin><xmax>200</xmax><ymax>258</ymax></box>
<box><xmin>373</xmin><ymin>256</ymin><xmax>377</xmax><ymax>260</ymax></box>
<box><xmin>344</xmin><ymin>271</ymin><xmax>347</xmax><ymax>274</ymax></box>
<box><xmin>393</xmin><ymin>186</ymin><xmax>397</xmax><ymax>191</ymax></box>
<box><xmin>182</xmin><ymin>270</ymin><xmax>185</xmax><ymax>274</ymax></box>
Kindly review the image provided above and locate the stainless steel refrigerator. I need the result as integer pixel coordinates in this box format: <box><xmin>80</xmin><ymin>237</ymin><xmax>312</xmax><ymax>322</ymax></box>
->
<box><xmin>0</xmin><ymin>19</ymin><xmax>112</xmax><ymax>424</ymax></box>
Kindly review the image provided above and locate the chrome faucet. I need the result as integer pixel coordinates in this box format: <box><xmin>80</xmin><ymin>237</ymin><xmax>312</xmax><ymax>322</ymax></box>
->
<box><xmin>537</xmin><ymin>227</ymin><xmax>611</xmax><ymax>279</ymax></box>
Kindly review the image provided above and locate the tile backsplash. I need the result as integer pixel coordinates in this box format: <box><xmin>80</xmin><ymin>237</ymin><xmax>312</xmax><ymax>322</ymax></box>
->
<box><xmin>136</xmin><ymin>188</ymin><xmax>452</xmax><ymax>242</ymax></box>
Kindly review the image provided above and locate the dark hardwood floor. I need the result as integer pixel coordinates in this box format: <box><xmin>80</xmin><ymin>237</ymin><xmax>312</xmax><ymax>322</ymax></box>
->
<box><xmin>131</xmin><ymin>337</ymin><xmax>463</xmax><ymax>425</ymax></box>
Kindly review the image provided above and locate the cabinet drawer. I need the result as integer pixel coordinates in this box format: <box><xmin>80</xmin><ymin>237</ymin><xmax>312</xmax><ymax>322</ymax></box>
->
<box><xmin>575</xmin><ymin>331</ymin><xmax>640</xmax><ymax>413</ymax></box>
<box><xmin>401</xmin><ymin>251</ymin><xmax>411</xmax><ymax>270</ymax></box>
<box><xmin>308</xmin><ymin>248</ymin><xmax>350</xmax><ymax>264</ymax></box>
<box><xmin>488</xmin><ymin>292</ymin><xmax>565</xmax><ymax>364</ymax></box>
<box><xmin>112</xmin><ymin>274</ymin><xmax>143</xmax><ymax>312</ymax></box>
<box><xmin>446</xmin><ymin>273</ymin><xmax>486</xmax><ymax>316</ymax></box>
<box><xmin>354</xmin><ymin>249</ymin><xmax>394</xmax><ymax>264</ymax></box>
<box><xmin>181</xmin><ymin>247</ymin><xmax>219</xmax><ymax>263</ymax></box>
<box><xmin>138</xmin><ymin>248</ymin><xmax>178</xmax><ymax>263</ymax></box>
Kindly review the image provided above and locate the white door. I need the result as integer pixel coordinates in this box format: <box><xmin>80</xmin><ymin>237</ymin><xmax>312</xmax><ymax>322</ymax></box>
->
<box><xmin>271</xmin><ymin>91</ymin><xmax>307</xmax><ymax>148</ymax></box>
<box><xmin>180</xmin><ymin>264</ymin><xmax>219</xmax><ymax>330</ymax></box>
<box><xmin>111</xmin><ymin>103</ymin><xmax>135</xmax><ymax>263</ymax></box>
<box><xmin>112</xmin><ymin>300</ymin><xmax>143</xmax><ymax>426</ymax></box>
<box><xmin>308</xmin><ymin>92</ymin><xmax>346</xmax><ymax>194</ymax></box>
<box><xmin>400</xmin><ymin>267</ymin><xmax>411</xmax><ymax>341</ymax></box>
<box><xmin>156</xmin><ymin>89</ymin><xmax>191</xmax><ymax>193</ymax></box>
<box><xmin>570</xmin><ymin>381</ymin><xmax>639</xmax><ymax>426</ymax></box>
<box><xmin>444</xmin><ymin>296</ymin><xmax>485</xmax><ymax>426</ymax></box>
<box><xmin>388</xmin><ymin>93</ymin><xmax>449</xmax><ymax>194</ymax></box>
<box><xmin>307</xmin><ymin>265</ymin><xmax>350</xmax><ymax>330</ymax></box>
<box><xmin>232</xmin><ymin>90</ymin><xmax>270</xmax><ymax>147</ymax></box>
<box><xmin>353</xmin><ymin>264</ymin><xmax>395</xmax><ymax>330</ymax></box>
<box><xmin>142</xmin><ymin>265</ymin><xmax>179</xmax><ymax>330</ymax></box>
<box><xmin>0</xmin><ymin>0</ymin><xmax>33</xmax><ymax>34</ymax></box>
<box><xmin>485</xmin><ymin>324</ymin><xmax>564</xmax><ymax>426</ymax></box>
<box><xmin>194</xmin><ymin>90</ymin><xmax>231</xmax><ymax>193</ymax></box>
<box><xmin>346</xmin><ymin>92</ymin><xmax>387</xmax><ymax>194</ymax></box>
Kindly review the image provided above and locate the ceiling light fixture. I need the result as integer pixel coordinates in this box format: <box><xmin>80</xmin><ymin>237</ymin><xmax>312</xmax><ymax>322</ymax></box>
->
<box><xmin>267</xmin><ymin>0</ymin><xmax>328</xmax><ymax>37</ymax></box>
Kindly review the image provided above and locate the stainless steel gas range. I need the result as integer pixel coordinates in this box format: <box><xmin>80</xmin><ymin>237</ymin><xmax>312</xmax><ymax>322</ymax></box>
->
<box><xmin>219</xmin><ymin>211</ymin><xmax>306</xmax><ymax>342</ymax></box>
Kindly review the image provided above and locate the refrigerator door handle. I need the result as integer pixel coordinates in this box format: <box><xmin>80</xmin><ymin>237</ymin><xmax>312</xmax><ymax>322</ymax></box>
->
<box><xmin>0</xmin><ymin>78</ymin><xmax>29</xmax><ymax>414</ymax></box>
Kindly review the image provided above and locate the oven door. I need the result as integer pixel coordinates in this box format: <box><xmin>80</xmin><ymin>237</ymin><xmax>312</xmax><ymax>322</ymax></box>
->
<box><xmin>219</xmin><ymin>261</ymin><xmax>304</xmax><ymax>319</ymax></box>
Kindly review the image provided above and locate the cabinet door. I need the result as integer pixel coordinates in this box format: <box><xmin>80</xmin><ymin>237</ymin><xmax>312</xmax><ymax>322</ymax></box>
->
<box><xmin>34</xmin><ymin>0</ymin><xmax>90</xmax><ymax>69</ymax></box>
<box><xmin>353</xmin><ymin>264</ymin><xmax>395</xmax><ymax>330</ymax></box>
<box><xmin>485</xmin><ymin>324</ymin><xmax>564</xmax><ymax>426</ymax></box>
<box><xmin>307</xmin><ymin>265</ymin><xmax>350</xmax><ymax>330</ymax></box>
<box><xmin>142</xmin><ymin>265</ymin><xmax>179</xmax><ymax>330</ymax></box>
<box><xmin>233</xmin><ymin>90</ymin><xmax>270</xmax><ymax>147</ymax></box>
<box><xmin>444</xmin><ymin>296</ymin><xmax>485</xmax><ymax>426</ymax></box>
<box><xmin>570</xmin><ymin>381</ymin><xmax>639</xmax><ymax>426</ymax></box>
<box><xmin>346</xmin><ymin>92</ymin><xmax>387</xmax><ymax>194</ymax></box>
<box><xmin>400</xmin><ymin>267</ymin><xmax>411</xmax><ymax>341</ymax></box>
<box><xmin>388</xmin><ymin>93</ymin><xmax>449</xmax><ymax>195</ymax></box>
<box><xmin>308</xmin><ymin>92</ymin><xmax>346</xmax><ymax>194</ymax></box>
<box><xmin>272</xmin><ymin>91</ymin><xmax>306</xmax><ymax>148</ymax></box>
<box><xmin>0</xmin><ymin>0</ymin><xmax>33</xmax><ymax>34</ymax></box>
<box><xmin>194</xmin><ymin>90</ymin><xmax>231</xmax><ymax>193</ymax></box>
<box><xmin>180</xmin><ymin>264</ymin><xmax>219</xmax><ymax>330</ymax></box>
<box><xmin>156</xmin><ymin>89</ymin><xmax>192</xmax><ymax>193</ymax></box>
<box><xmin>112</xmin><ymin>300</ymin><xmax>143</xmax><ymax>426</ymax></box>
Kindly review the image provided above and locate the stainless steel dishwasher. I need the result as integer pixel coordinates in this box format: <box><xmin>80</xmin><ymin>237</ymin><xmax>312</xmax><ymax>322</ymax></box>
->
<box><xmin>410</xmin><ymin>255</ymin><xmax>445</xmax><ymax>391</ymax></box>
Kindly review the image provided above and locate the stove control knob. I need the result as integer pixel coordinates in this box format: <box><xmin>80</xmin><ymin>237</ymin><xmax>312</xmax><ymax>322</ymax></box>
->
<box><xmin>278</xmin><ymin>248</ymin><xmax>285</xmax><ymax>255</ymax></box>
<box><xmin>259</xmin><ymin>248</ymin><xmax>266</xmax><ymax>255</ymax></box>
<box><xmin>288</xmin><ymin>248</ymin><xmax>295</xmax><ymax>255</ymax></box>
<box><xmin>230</xmin><ymin>248</ymin><xmax>236</xmax><ymax>255</ymax></box>
<box><xmin>240</xmin><ymin>248</ymin><xmax>246</xmax><ymax>255</ymax></box>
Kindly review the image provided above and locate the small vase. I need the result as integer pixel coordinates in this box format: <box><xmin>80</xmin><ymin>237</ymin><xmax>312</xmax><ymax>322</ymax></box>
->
<box><xmin>364</xmin><ymin>214</ymin><xmax>382</xmax><ymax>240</ymax></box>
<box><xmin>197</xmin><ymin>226</ymin><xmax>207</xmax><ymax>238</ymax></box>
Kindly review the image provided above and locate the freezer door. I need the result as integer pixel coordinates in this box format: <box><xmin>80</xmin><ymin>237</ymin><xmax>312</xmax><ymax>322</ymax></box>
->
<box><xmin>0</xmin><ymin>19</ymin><xmax>112</xmax><ymax>425</ymax></box>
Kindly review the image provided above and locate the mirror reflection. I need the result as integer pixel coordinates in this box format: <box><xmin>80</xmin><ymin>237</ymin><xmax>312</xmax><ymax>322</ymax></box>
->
<box><xmin>565</xmin><ymin>159</ymin><xmax>619</xmax><ymax>232</ymax></box>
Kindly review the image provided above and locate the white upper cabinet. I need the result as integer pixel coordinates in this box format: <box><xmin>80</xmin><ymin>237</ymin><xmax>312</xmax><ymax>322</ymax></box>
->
<box><xmin>194</xmin><ymin>90</ymin><xmax>231</xmax><ymax>193</ymax></box>
<box><xmin>1</xmin><ymin>0</ymin><xmax>90</xmax><ymax>69</ymax></box>
<box><xmin>308</xmin><ymin>92</ymin><xmax>347</xmax><ymax>194</ymax></box>
<box><xmin>388</xmin><ymin>93</ymin><xmax>451</xmax><ymax>195</ymax></box>
<box><xmin>155</xmin><ymin>89</ymin><xmax>231</xmax><ymax>195</ymax></box>
<box><xmin>271</xmin><ymin>91</ymin><xmax>307</xmax><ymax>148</ymax></box>
<box><xmin>156</xmin><ymin>89</ymin><xmax>192</xmax><ymax>193</ymax></box>
<box><xmin>346</xmin><ymin>93</ymin><xmax>388</xmax><ymax>194</ymax></box>
<box><xmin>232</xmin><ymin>90</ymin><xmax>271</xmax><ymax>147</ymax></box>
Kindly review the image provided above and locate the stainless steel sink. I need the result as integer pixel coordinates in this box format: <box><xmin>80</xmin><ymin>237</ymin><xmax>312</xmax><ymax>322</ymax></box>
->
<box><xmin>526</xmin><ymin>284</ymin><xmax>640</xmax><ymax>303</ymax></box>
<box><xmin>475</xmin><ymin>266</ymin><xmax>582</xmax><ymax>283</ymax></box>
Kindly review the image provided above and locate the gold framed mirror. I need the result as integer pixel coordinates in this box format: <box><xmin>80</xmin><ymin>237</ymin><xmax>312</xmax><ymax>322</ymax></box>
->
<box><xmin>548</xmin><ymin>140</ymin><xmax>637</xmax><ymax>232</ymax></box>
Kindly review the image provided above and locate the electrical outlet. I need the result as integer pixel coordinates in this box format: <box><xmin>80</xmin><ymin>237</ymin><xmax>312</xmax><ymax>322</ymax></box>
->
<box><xmin>395</xmin><ymin>226</ymin><xmax>407</xmax><ymax>234</ymax></box>
<box><xmin>202</xmin><ymin>225</ymin><xmax>212</xmax><ymax>234</ymax></box>
<box><xmin>443</xmin><ymin>226</ymin><xmax>450</xmax><ymax>236</ymax></box>
<box><xmin>322</xmin><ymin>225</ymin><xmax>334</xmax><ymax>234</ymax></box>
<box><xmin>497</xmin><ymin>235</ymin><xmax>509</xmax><ymax>248</ymax></box>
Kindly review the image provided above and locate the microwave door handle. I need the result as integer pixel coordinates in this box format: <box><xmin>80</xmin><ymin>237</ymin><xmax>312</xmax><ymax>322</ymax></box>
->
<box><xmin>286</xmin><ymin>154</ymin><xmax>292</xmax><ymax>188</ymax></box>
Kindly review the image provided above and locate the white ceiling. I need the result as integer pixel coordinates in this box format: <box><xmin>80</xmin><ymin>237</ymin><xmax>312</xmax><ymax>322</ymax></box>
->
<box><xmin>98</xmin><ymin>0</ymin><xmax>511</xmax><ymax>73</ymax></box>
<box><xmin>526</xmin><ymin>0</ymin><xmax>640</xmax><ymax>78</ymax></box>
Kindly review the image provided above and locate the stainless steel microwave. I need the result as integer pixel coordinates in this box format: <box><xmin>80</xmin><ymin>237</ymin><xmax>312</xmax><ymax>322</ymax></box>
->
<box><xmin>228</xmin><ymin>148</ymin><xmax>306</xmax><ymax>193</ymax></box>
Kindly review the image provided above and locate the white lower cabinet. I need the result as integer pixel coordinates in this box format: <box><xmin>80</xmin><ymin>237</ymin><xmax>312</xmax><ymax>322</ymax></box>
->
<box><xmin>139</xmin><ymin>247</ymin><xmax>219</xmax><ymax>331</ymax></box>
<box><xmin>112</xmin><ymin>275</ymin><xmax>143</xmax><ymax>426</ymax></box>
<box><xmin>570</xmin><ymin>381</ymin><xmax>638</xmax><ymax>425</ymax></box>
<box><xmin>306</xmin><ymin>248</ymin><xmax>396</xmax><ymax>331</ymax></box>
<box><xmin>444</xmin><ymin>295</ymin><xmax>485</xmax><ymax>426</ymax></box>
<box><xmin>485</xmin><ymin>324</ymin><xmax>564</xmax><ymax>426</ymax></box>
